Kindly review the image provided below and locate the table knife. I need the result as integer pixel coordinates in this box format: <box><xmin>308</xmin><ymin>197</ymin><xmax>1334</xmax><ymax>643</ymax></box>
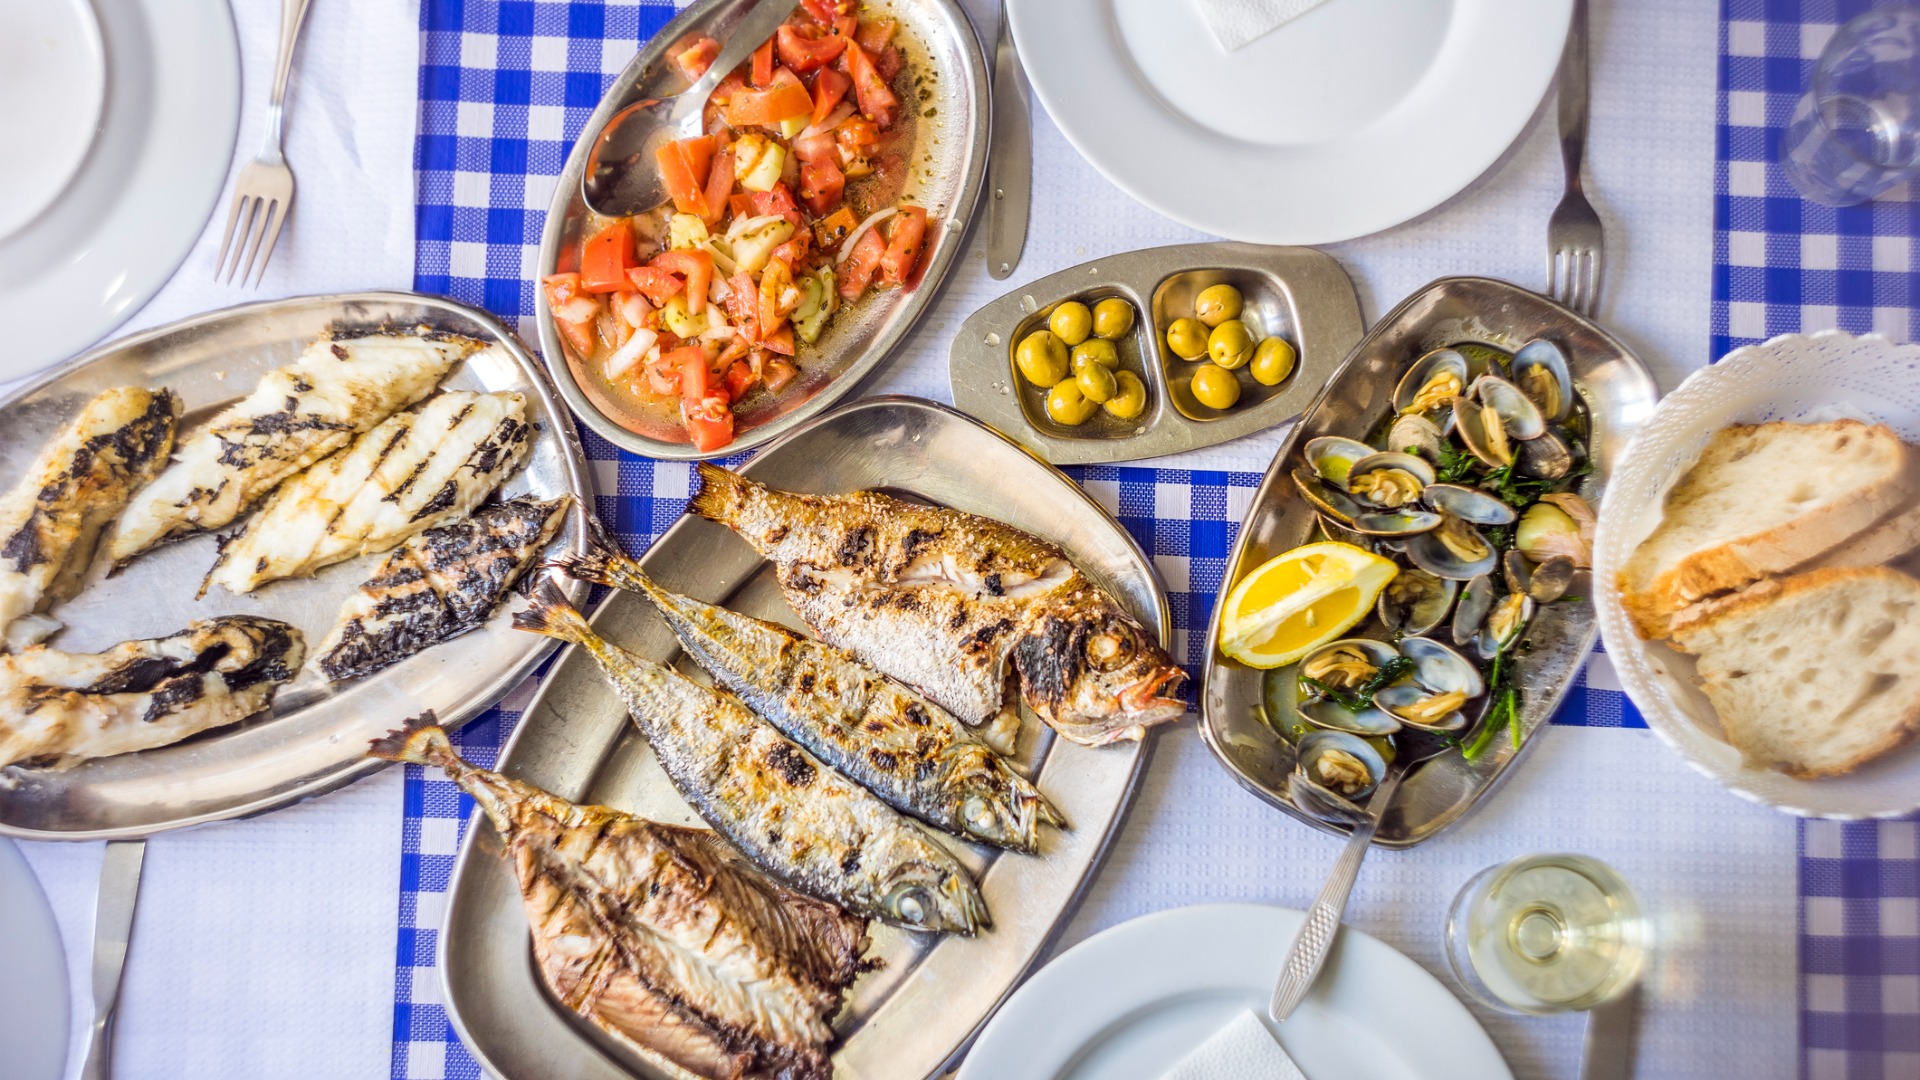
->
<box><xmin>80</xmin><ymin>839</ymin><xmax>145</xmax><ymax>1080</ymax></box>
<box><xmin>985</xmin><ymin>6</ymin><xmax>1032</xmax><ymax>280</ymax></box>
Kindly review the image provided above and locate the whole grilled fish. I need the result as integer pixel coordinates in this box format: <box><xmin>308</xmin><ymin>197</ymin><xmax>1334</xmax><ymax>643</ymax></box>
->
<box><xmin>514</xmin><ymin>589</ymin><xmax>989</xmax><ymax>935</ymax></box>
<box><xmin>106</xmin><ymin>331</ymin><xmax>473</xmax><ymax>564</ymax></box>
<box><xmin>687</xmin><ymin>464</ymin><xmax>1187</xmax><ymax>747</ymax></box>
<box><xmin>563</xmin><ymin>536</ymin><xmax>1065</xmax><ymax>853</ymax></box>
<box><xmin>205</xmin><ymin>390</ymin><xmax>534</xmax><ymax>595</ymax></box>
<box><xmin>369</xmin><ymin>718</ymin><xmax>869</xmax><ymax>1080</ymax></box>
<box><xmin>0</xmin><ymin>616</ymin><xmax>303</xmax><ymax>769</ymax></box>
<box><xmin>0</xmin><ymin>387</ymin><xmax>179</xmax><ymax>649</ymax></box>
<box><xmin>315</xmin><ymin>495</ymin><xmax>570</xmax><ymax>681</ymax></box>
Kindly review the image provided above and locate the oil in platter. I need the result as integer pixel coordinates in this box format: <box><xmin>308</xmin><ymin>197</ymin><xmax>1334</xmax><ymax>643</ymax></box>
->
<box><xmin>1445</xmin><ymin>853</ymin><xmax>1648</xmax><ymax>1015</ymax></box>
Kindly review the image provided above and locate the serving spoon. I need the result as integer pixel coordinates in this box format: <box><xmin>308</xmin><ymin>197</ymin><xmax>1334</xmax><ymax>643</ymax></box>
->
<box><xmin>583</xmin><ymin>0</ymin><xmax>799</xmax><ymax>218</ymax></box>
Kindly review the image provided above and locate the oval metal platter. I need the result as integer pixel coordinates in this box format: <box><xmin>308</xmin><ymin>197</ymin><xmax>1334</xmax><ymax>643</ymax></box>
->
<box><xmin>438</xmin><ymin>396</ymin><xmax>1166</xmax><ymax>1080</ymax></box>
<box><xmin>1199</xmin><ymin>278</ymin><xmax>1659</xmax><ymax>847</ymax></box>
<box><xmin>950</xmin><ymin>243</ymin><xmax>1362</xmax><ymax>464</ymax></box>
<box><xmin>536</xmin><ymin>0</ymin><xmax>990</xmax><ymax>460</ymax></box>
<box><xmin>0</xmin><ymin>293</ymin><xmax>594</xmax><ymax>840</ymax></box>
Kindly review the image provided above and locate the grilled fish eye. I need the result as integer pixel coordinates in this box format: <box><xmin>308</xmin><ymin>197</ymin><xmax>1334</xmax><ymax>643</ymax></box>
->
<box><xmin>1085</xmin><ymin>625</ymin><xmax>1136</xmax><ymax>672</ymax></box>
<box><xmin>962</xmin><ymin>796</ymin><xmax>1000</xmax><ymax>832</ymax></box>
<box><xmin>884</xmin><ymin>882</ymin><xmax>932</xmax><ymax>926</ymax></box>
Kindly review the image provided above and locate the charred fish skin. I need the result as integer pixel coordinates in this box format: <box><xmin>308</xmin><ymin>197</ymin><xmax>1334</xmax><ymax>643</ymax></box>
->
<box><xmin>687</xmin><ymin>463</ymin><xmax>1189</xmax><ymax>747</ymax></box>
<box><xmin>563</xmin><ymin>539</ymin><xmax>1065</xmax><ymax>853</ymax></box>
<box><xmin>369</xmin><ymin>720</ymin><xmax>868</xmax><ymax>1080</ymax></box>
<box><xmin>315</xmin><ymin>496</ymin><xmax>569</xmax><ymax>681</ymax></box>
<box><xmin>512</xmin><ymin>591</ymin><xmax>991</xmax><ymax>936</ymax></box>
<box><xmin>0</xmin><ymin>615</ymin><xmax>304</xmax><ymax>769</ymax></box>
<box><xmin>106</xmin><ymin>332</ymin><xmax>474</xmax><ymax>564</ymax></box>
<box><xmin>0</xmin><ymin>388</ymin><xmax>180</xmax><ymax>650</ymax></box>
<box><xmin>204</xmin><ymin>389</ymin><xmax>534</xmax><ymax>595</ymax></box>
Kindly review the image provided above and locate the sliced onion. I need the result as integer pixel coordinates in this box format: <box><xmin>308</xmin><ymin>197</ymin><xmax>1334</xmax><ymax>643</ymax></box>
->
<box><xmin>727</xmin><ymin>213</ymin><xmax>787</xmax><ymax>241</ymax></box>
<box><xmin>797</xmin><ymin>101</ymin><xmax>857</xmax><ymax>142</ymax></box>
<box><xmin>603</xmin><ymin>328</ymin><xmax>658</xmax><ymax>380</ymax></box>
<box><xmin>556</xmin><ymin>297</ymin><xmax>599</xmax><ymax>323</ymax></box>
<box><xmin>615</xmin><ymin>291</ymin><xmax>651</xmax><ymax>328</ymax></box>
<box><xmin>700</xmin><ymin>326</ymin><xmax>737</xmax><ymax>343</ymax></box>
<box><xmin>836</xmin><ymin>207</ymin><xmax>897</xmax><ymax>264</ymax></box>
<box><xmin>708</xmin><ymin>274</ymin><xmax>732</xmax><ymax>303</ymax></box>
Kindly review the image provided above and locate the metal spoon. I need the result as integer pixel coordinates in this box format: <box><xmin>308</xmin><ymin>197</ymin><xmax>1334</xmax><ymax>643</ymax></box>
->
<box><xmin>582</xmin><ymin>0</ymin><xmax>798</xmax><ymax>218</ymax></box>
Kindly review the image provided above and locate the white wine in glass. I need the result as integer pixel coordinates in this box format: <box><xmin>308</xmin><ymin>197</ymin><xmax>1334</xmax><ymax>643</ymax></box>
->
<box><xmin>1443</xmin><ymin>853</ymin><xmax>1646</xmax><ymax>1015</ymax></box>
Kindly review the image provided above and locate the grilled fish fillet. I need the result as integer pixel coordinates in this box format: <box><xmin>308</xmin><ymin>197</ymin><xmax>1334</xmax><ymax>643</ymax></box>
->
<box><xmin>0</xmin><ymin>616</ymin><xmax>303</xmax><ymax>769</ymax></box>
<box><xmin>105</xmin><ymin>332</ymin><xmax>473</xmax><ymax>564</ymax></box>
<box><xmin>687</xmin><ymin>464</ymin><xmax>1188</xmax><ymax>747</ymax></box>
<box><xmin>0</xmin><ymin>388</ymin><xmax>179</xmax><ymax>650</ymax></box>
<box><xmin>563</xmin><ymin>536</ymin><xmax>1066</xmax><ymax>853</ymax></box>
<box><xmin>205</xmin><ymin>390</ymin><xmax>534</xmax><ymax>595</ymax></box>
<box><xmin>514</xmin><ymin>589</ymin><xmax>990</xmax><ymax>935</ymax></box>
<box><xmin>369</xmin><ymin>719</ymin><xmax>869</xmax><ymax>1080</ymax></box>
<box><xmin>315</xmin><ymin>495</ymin><xmax>570</xmax><ymax>681</ymax></box>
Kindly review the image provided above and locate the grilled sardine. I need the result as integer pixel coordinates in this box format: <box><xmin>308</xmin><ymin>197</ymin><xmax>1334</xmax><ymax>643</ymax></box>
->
<box><xmin>316</xmin><ymin>495</ymin><xmax>570</xmax><ymax>681</ymax></box>
<box><xmin>0</xmin><ymin>388</ymin><xmax>179</xmax><ymax>649</ymax></box>
<box><xmin>0</xmin><ymin>616</ymin><xmax>303</xmax><ymax>769</ymax></box>
<box><xmin>687</xmin><ymin>464</ymin><xmax>1187</xmax><ymax>747</ymax></box>
<box><xmin>563</xmin><ymin>536</ymin><xmax>1065</xmax><ymax>853</ymax></box>
<box><xmin>514</xmin><ymin>589</ymin><xmax>990</xmax><ymax>935</ymax></box>
<box><xmin>106</xmin><ymin>332</ymin><xmax>473</xmax><ymax>563</ymax></box>
<box><xmin>369</xmin><ymin>719</ymin><xmax>869</xmax><ymax>1080</ymax></box>
<box><xmin>205</xmin><ymin>390</ymin><xmax>534</xmax><ymax>595</ymax></box>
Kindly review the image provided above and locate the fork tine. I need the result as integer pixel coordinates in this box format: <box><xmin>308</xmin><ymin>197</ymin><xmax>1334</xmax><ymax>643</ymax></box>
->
<box><xmin>236</xmin><ymin>199</ymin><xmax>277</xmax><ymax>288</ymax></box>
<box><xmin>248</xmin><ymin>200</ymin><xmax>288</xmax><ymax>287</ymax></box>
<box><xmin>214</xmin><ymin>193</ymin><xmax>249</xmax><ymax>281</ymax></box>
<box><xmin>1586</xmin><ymin>249</ymin><xmax>1604</xmax><ymax>316</ymax></box>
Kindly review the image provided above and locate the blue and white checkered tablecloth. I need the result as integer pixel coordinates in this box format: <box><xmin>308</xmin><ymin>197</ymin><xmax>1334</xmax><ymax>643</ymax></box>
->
<box><xmin>386</xmin><ymin>2</ymin><xmax>1909</xmax><ymax>1077</ymax></box>
<box><xmin>1717</xmin><ymin>3</ymin><xmax>1920</xmax><ymax>1077</ymax></box>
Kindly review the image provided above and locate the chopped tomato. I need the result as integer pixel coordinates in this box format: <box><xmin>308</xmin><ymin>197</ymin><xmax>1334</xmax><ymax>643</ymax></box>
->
<box><xmin>814</xmin><ymin>206</ymin><xmax>858</xmax><ymax>248</ymax></box>
<box><xmin>839</xmin><ymin>226</ymin><xmax>886</xmax><ymax>301</ymax></box>
<box><xmin>710</xmin><ymin>71</ymin><xmax>748</xmax><ymax>109</ymax></box>
<box><xmin>761</xmin><ymin>324</ymin><xmax>796</xmax><ymax>356</ymax></box>
<box><xmin>728</xmin><ymin>193</ymin><xmax>755</xmax><ymax>219</ymax></box>
<box><xmin>878</xmin><ymin>206</ymin><xmax>927</xmax><ymax>288</ymax></box>
<box><xmin>800</xmin><ymin>0</ymin><xmax>851</xmax><ymax>21</ymax></box>
<box><xmin>723</xmin><ymin>360</ymin><xmax>757</xmax><ymax>402</ymax></box>
<box><xmin>777</xmin><ymin>23</ymin><xmax>848</xmax><ymax>74</ymax></box>
<box><xmin>799</xmin><ymin>157</ymin><xmax>845</xmax><ymax>217</ymax></box>
<box><xmin>748</xmin><ymin>184</ymin><xmax>800</xmax><ymax>219</ymax></box>
<box><xmin>751</xmin><ymin>38</ymin><xmax>774</xmax><ymax>88</ymax></box>
<box><xmin>772</xmin><ymin>229</ymin><xmax>812</xmax><ymax>266</ymax></box>
<box><xmin>625</xmin><ymin>265</ymin><xmax>685</xmax><ymax>306</ymax></box>
<box><xmin>675</xmin><ymin>37</ymin><xmax>719</xmax><ymax>80</ymax></box>
<box><xmin>657</xmin><ymin>135</ymin><xmax>718</xmax><ymax>216</ymax></box>
<box><xmin>660</xmin><ymin>345</ymin><xmax>713</xmax><ymax>403</ymax></box>
<box><xmin>700</xmin><ymin>149</ymin><xmax>735</xmax><ymax>226</ymax></box>
<box><xmin>722</xmin><ymin>271</ymin><xmax>761</xmax><ymax>342</ymax></box>
<box><xmin>716</xmin><ymin>335</ymin><xmax>753</xmax><ymax>368</ymax></box>
<box><xmin>854</xmin><ymin>17</ymin><xmax>895</xmax><ymax>51</ymax></box>
<box><xmin>809</xmin><ymin>66</ymin><xmax>852</xmax><ymax>127</ymax></box>
<box><xmin>846</xmin><ymin>43</ymin><xmax>896</xmax><ymax>127</ymax></box>
<box><xmin>649</xmin><ymin>250</ymin><xmax>714</xmax><ymax>315</ymax></box>
<box><xmin>543</xmin><ymin>273</ymin><xmax>602</xmax><ymax>357</ymax></box>
<box><xmin>836</xmin><ymin>116</ymin><xmax>881</xmax><ymax>151</ymax></box>
<box><xmin>579</xmin><ymin>220</ymin><xmax>636</xmax><ymax>293</ymax></box>
<box><xmin>763</xmin><ymin>357</ymin><xmax>799</xmax><ymax>393</ymax></box>
<box><xmin>644</xmin><ymin>351</ymin><xmax>680</xmax><ymax>396</ymax></box>
<box><xmin>792</xmin><ymin>129</ymin><xmax>837</xmax><ymax>166</ymax></box>
<box><xmin>682</xmin><ymin>394</ymin><xmax>735</xmax><ymax>452</ymax></box>
<box><xmin>759</xmin><ymin>258</ymin><xmax>800</xmax><ymax>338</ymax></box>
<box><xmin>727</xmin><ymin>68</ymin><xmax>813</xmax><ymax>127</ymax></box>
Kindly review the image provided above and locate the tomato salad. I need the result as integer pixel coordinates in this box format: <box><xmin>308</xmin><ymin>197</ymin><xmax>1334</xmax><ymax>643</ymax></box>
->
<box><xmin>543</xmin><ymin>0</ymin><xmax>933</xmax><ymax>452</ymax></box>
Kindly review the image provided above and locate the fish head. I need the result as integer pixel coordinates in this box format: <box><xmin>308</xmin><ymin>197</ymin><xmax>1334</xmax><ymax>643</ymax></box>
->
<box><xmin>1010</xmin><ymin>600</ymin><xmax>1188</xmax><ymax>746</ymax></box>
<box><xmin>880</xmin><ymin>863</ymin><xmax>991</xmax><ymax>935</ymax></box>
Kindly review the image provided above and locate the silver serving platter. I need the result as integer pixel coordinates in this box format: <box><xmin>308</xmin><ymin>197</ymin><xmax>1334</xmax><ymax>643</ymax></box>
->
<box><xmin>0</xmin><ymin>293</ymin><xmax>594</xmax><ymax>841</ymax></box>
<box><xmin>1200</xmin><ymin>278</ymin><xmax>1659</xmax><ymax>847</ymax></box>
<box><xmin>949</xmin><ymin>243</ymin><xmax>1362</xmax><ymax>464</ymax></box>
<box><xmin>439</xmin><ymin>396</ymin><xmax>1165</xmax><ymax>1080</ymax></box>
<box><xmin>536</xmin><ymin>0</ymin><xmax>990</xmax><ymax>460</ymax></box>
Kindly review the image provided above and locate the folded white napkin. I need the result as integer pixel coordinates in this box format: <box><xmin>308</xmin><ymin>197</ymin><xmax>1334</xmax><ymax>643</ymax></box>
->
<box><xmin>1191</xmin><ymin>0</ymin><xmax>1335</xmax><ymax>51</ymax></box>
<box><xmin>1159</xmin><ymin>1008</ymin><xmax>1309</xmax><ymax>1080</ymax></box>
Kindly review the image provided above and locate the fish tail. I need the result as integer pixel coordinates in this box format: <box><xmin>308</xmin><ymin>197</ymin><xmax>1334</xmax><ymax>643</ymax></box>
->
<box><xmin>556</xmin><ymin>524</ymin><xmax>655</xmax><ymax>596</ymax></box>
<box><xmin>367</xmin><ymin>711</ymin><xmax>457</xmax><ymax>768</ymax></box>
<box><xmin>687</xmin><ymin>462</ymin><xmax>749</xmax><ymax>525</ymax></box>
<box><xmin>511</xmin><ymin>581</ymin><xmax>600</xmax><ymax>649</ymax></box>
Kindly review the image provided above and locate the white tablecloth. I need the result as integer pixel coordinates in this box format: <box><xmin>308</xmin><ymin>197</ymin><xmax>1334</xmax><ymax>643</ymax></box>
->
<box><xmin>23</xmin><ymin>1</ymin><xmax>1797</xmax><ymax>1078</ymax></box>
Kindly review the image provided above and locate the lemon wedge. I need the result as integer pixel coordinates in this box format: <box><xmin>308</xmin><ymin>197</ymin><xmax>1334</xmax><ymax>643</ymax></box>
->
<box><xmin>1218</xmin><ymin>542</ymin><xmax>1400</xmax><ymax>669</ymax></box>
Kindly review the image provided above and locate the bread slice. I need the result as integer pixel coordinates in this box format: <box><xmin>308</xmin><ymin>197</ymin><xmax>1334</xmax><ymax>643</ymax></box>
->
<box><xmin>1620</xmin><ymin>420</ymin><xmax>1911</xmax><ymax>639</ymax></box>
<box><xmin>1800</xmin><ymin>498</ymin><xmax>1920</xmax><ymax>572</ymax></box>
<box><xmin>1668</xmin><ymin>565</ymin><xmax>1920</xmax><ymax>778</ymax></box>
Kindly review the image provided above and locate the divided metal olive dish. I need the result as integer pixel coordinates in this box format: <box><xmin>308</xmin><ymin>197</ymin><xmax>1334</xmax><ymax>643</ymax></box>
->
<box><xmin>1199</xmin><ymin>278</ymin><xmax>1659</xmax><ymax>846</ymax></box>
<box><xmin>949</xmin><ymin>243</ymin><xmax>1362</xmax><ymax>464</ymax></box>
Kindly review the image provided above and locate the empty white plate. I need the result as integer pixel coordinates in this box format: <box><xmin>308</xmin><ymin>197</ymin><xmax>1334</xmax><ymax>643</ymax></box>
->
<box><xmin>1007</xmin><ymin>0</ymin><xmax>1572</xmax><ymax>245</ymax></box>
<box><xmin>0</xmin><ymin>0</ymin><xmax>105</xmax><ymax>241</ymax></box>
<box><xmin>0</xmin><ymin>838</ymin><xmax>68</xmax><ymax>1080</ymax></box>
<box><xmin>959</xmin><ymin>904</ymin><xmax>1511</xmax><ymax>1080</ymax></box>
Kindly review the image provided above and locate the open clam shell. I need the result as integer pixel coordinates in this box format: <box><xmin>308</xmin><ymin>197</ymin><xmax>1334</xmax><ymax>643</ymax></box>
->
<box><xmin>1293</xmin><ymin>729</ymin><xmax>1388</xmax><ymax>808</ymax></box>
<box><xmin>1292</xmin><ymin>467</ymin><xmax>1360</xmax><ymax>525</ymax></box>
<box><xmin>1515</xmin><ymin>427</ymin><xmax>1574</xmax><ymax>479</ymax></box>
<box><xmin>1378</xmin><ymin>567</ymin><xmax>1457</xmax><ymax>636</ymax></box>
<box><xmin>1305</xmin><ymin>436</ymin><xmax>1377</xmax><ymax>488</ymax></box>
<box><xmin>1346</xmin><ymin>451</ymin><xmax>1435</xmax><ymax>509</ymax></box>
<box><xmin>1511</xmin><ymin>339</ymin><xmax>1574</xmax><ymax>422</ymax></box>
<box><xmin>1471</xmin><ymin>375</ymin><xmax>1547</xmax><ymax>440</ymax></box>
<box><xmin>1452</xmin><ymin>572</ymin><xmax>1496</xmax><ymax>646</ymax></box>
<box><xmin>1474</xmin><ymin>591</ymin><xmax>1536</xmax><ymax>659</ymax></box>
<box><xmin>1394</xmin><ymin>348</ymin><xmax>1469</xmax><ymax>418</ymax></box>
<box><xmin>1374</xmin><ymin>683</ymin><xmax>1472</xmax><ymax>732</ymax></box>
<box><xmin>1424</xmin><ymin>483</ymin><xmax>1518</xmax><ymax>526</ymax></box>
<box><xmin>1405</xmin><ymin>518</ymin><xmax>1498</xmax><ymax>580</ymax></box>
<box><xmin>1525</xmin><ymin>555</ymin><xmax>1576</xmax><ymax>603</ymax></box>
<box><xmin>1387</xmin><ymin>412</ymin><xmax>1448</xmax><ymax>459</ymax></box>
<box><xmin>1396</xmin><ymin>635</ymin><xmax>1486</xmax><ymax>698</ymax></box>
<box><xmin>1353</xmin><ymin>509</ymin><xmax>1444</xmax><ymax>537</ymax></box>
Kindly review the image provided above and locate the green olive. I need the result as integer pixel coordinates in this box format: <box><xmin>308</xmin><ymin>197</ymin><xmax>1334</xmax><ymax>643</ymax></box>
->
<box><xmin>1208</xmin><ymin>320</ymin><xmax>1255</xmax><ymax>369</ymax></box>
<box><xmin>1071</xmin><ymin>338</ymin><xmax>1119</xmax><ymax>372</ymax></box>
<box><xmin>1092</xmin><ymin>298</ymin><xmax>1135</xmax><ymax>340</ymax></box>
<box><xmin>1048</xmin><ymin>302</ymin><xmax>1093</xmax><ymax>346</ymax></box>
<box><xmin>1046</xmin><ymin>380</ymin><xmax>1099</xmax><ymax>426</ymax></box>
<box><xmin>1076</xmin><ymin>363</ymin><xmax>1117</xmax><ymax>404</ymax></box>
<box><xmin>1166</xmin><ymin>317</ymin><xmax>1209</xmax><ymax>361</ymax></box>
<box><xmin>1105</xmin><ymin>370</ymin><xmax>1148</xmax><ymax>420</ymax></box>
<box><xmin>1194</xmin><ymin>284</ymin><xmax>1244</xmax><ymax>328</ymax></box>
<box><xmin>1251</xmin><ymin>336</ymin><xmax>1297</xmax><ymax>386</ymax></box>
<box><xmin>1191</xmin><ymin>364</ymin><xmax>1241</xmax><ymax>410</ymax></box>
<box><xmin>1015</xmin><ymin>330</ymin><xmax>1070</xmax><ymax>388</ymax></box>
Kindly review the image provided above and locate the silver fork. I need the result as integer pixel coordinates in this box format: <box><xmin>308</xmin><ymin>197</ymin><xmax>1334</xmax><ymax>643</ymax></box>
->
<box><xmin>1547</xmin><ymin>0</ymin><xmax>1603</xmax><ymax>317</ymax></box>
<box><xmin>215</xmin><ymin>0</ymin><xmax>317</xmax><ymax>286</ymax></box>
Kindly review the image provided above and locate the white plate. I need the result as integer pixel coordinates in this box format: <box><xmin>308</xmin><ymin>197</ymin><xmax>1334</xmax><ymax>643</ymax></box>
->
<box><xmin>0</xmin><ymin>0</ymin><xmax>240</xmax><ymax>381</ymax></box>
<box><xmin>959</xmin><ymin>903</ymin><xmax>1511</xmax><ymax>1080</ymax></box>
<box><xmin>0</xmin><ymin>838</ymin><xmax>68</xmax><ymax>1080</ymax></box>
<box><xmin>1007</xmin><ymin>0</ymin><xmax>1571</xmax><ymax>245</ymax></box>
<box><xmin>1594</xmin><ymin>330</ymin><xmax>1920</xmax><ymax>819</ymax></box>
